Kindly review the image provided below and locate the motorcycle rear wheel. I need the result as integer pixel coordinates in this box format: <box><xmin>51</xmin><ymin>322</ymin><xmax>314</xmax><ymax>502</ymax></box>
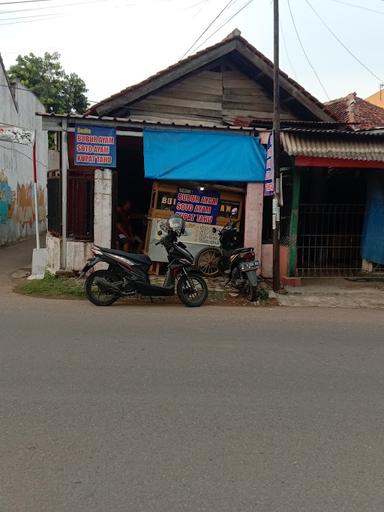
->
<box><xmin>195</xmin><ymin>247</ymin><xmax>221</xmax><ymax>277</ymax></box>
<box><xmin>177</xmin><ymin>273</ymin><xmax>208</xmax><ymax>307</ymax></box>
<box><xmin>85</xmin><ymin>269</ymin><xmax>120</xmax><ymax>306</ymax></box>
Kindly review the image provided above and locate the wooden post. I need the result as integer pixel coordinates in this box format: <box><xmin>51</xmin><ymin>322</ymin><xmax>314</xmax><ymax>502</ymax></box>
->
<box><xmin>288</xmin><ymin>166</ymin><xmax>301</xmax><ymax>277</ymax></box>
<box><xmin>272</xmin><ymin>0</ymin><xmax>281</xmax><ymax>291</ymax></box>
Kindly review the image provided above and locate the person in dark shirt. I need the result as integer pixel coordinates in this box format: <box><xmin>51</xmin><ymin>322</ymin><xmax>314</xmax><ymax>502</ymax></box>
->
<box><xmin>116</xmin><ymin>200</ymin><xmax>143</xmax><ymax>252</ymax></box>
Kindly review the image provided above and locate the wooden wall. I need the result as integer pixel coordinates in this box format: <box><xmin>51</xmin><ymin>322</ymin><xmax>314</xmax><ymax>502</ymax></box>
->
<box><xmin>126</xmin><ymin>67</ymin><xmax>298</xmax><ymax>126</ymax></box>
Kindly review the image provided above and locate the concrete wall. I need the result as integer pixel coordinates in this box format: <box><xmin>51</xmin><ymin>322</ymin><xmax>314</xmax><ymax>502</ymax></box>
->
<box><xmin>244</xmin><ymin>183</ymin><xmax>264</xmax><ymax>261</ymax></box>
<box><xmin>0</xmin><ymin>66</ymin><xmax>48</xmax><ymax>245</ymax></box>
<box><xmin>47</xmin><ymin>170</ymin><xmax>112</xmax><ymax>273</ymax></box>
<box><xmin>46</xmin><ymin>233</ymin><xmax>93</xmax><ymax>273</ymax></box>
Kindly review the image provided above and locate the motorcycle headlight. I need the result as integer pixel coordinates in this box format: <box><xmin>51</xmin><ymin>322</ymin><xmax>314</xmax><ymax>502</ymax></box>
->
<box><xmin>167</xmin><ymin>216</ymin><xmax>185</xmax><ymax>236</ymax></box>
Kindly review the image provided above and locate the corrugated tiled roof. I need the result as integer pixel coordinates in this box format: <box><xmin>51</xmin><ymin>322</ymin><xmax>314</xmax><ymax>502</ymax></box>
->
<box><xmin>87</xmin><ymin>31</ymin><xmax>335</xmax><ymax>121</ymax></box>
<box><xmin>325</xmin><ymin>92</ymin><xmax>384</xmax><ymax>130</ymax></box>
<box><xmin>282</xmin><ymin>129</ymin><xmax>384</xmax><ymax>162</ymax></box>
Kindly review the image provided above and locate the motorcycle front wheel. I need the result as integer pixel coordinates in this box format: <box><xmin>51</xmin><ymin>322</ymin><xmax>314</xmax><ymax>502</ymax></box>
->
<box><xmin>85</xmin><ymin>269</ymin><xmax>120</xmax><ymax>306</ymax></box>
<box><xmin>177</xmin><ymin>273</ymin><xmax>208</xmax><ymax>307</ymax></box>
<box><xmin>195</xmin><ymin>247</ymin><xmax>221</xmax><ymax>277</ymax></box>
<box><xmin>244</xmin><ymin>271</ymin><xmax>259</xmax><ymax>302</ymax></box>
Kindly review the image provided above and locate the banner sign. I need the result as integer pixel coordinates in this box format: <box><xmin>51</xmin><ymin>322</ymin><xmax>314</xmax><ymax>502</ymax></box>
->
<box><xmin>175</xmin><ymin>188</ymin><xmax>220</xmax><ymax>224</ymax></box>
<box><xmin>75</xmin><ymin>125</ymin><xmax>116</xmax><ymax>167</ymax></box>
<box><xmin>264</xmin><ymin>132</ymin><xmax>274</xmax><ymax>196</ymax></box>
<box><xmin>0</xmin><ymin>124</ymin><xmax>34</xmax><ymax>145</ymax></box>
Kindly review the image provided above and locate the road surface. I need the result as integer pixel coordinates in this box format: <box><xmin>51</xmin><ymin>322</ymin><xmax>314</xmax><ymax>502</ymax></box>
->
<box><xmin>1</xmin><ymin>239</ymin><xmax>384</xmax><ymax>512</ymax></box>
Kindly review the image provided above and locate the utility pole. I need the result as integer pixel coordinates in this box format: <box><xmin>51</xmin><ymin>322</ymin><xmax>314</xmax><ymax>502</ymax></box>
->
<box><xmin>272</xmin><ymin>0</ymin><xmax>281</xmax><ymax>292</ymax></box>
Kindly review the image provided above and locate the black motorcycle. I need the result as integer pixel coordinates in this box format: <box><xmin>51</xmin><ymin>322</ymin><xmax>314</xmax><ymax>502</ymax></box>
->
<box><xmin>80</xmin><ymin>216</ymin><xmax>208</xmax><ymax>307</ymax></box>
<box><xmin>195</xmin><ymin>209</ymin><xmax>260</xmax><ymax>301</ymax></box>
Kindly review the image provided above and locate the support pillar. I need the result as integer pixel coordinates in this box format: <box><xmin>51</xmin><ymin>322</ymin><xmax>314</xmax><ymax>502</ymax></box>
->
<box><xmin>244</xmin><ymin>182</ymin><xmax>264</xmax><ymax>262</ymax></box>
<box><xmin>94</xmin><ymin>168</ymin><xmax>113</xmax><ymax>248</ymax></box>
<box><xmin>288</xmin><ymin>166</ymin><xmax>301</xmax><ymax>277</ymax></box>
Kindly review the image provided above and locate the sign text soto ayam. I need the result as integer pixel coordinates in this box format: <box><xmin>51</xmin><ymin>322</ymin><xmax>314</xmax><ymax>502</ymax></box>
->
<box><xmin>175</xmin><ymin>188</ymin><xmax>219</xmax><ymax>224</ymax></box>
<box><xmin>75</xmin><ymin>125</ymin><xmax>116</xmax><ymax>167</ymax></box>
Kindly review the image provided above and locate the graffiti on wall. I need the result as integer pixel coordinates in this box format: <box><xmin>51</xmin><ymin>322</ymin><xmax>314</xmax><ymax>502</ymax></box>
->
<box><xmin>0</xmin><ymin>170</ymin><xmax>13</xmax><ymax>224</ymax></box>
<box><xmin>0</xmin><ymin>169</ymin><xmax>46</xmax><ymax>227</ymax></box>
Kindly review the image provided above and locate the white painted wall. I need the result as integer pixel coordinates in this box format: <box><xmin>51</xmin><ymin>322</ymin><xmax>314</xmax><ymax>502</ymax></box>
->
<box><xmin>0</xmin><ymin>60</ymin><xmax>48</xmax><ymax>245</ymax></box>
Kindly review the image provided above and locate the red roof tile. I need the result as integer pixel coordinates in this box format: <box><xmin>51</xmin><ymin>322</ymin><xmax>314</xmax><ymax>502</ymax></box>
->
<box><xmin>325</xmin><ymin>92</ymin><xmax>384</xmax><ymax>130</ymax></box>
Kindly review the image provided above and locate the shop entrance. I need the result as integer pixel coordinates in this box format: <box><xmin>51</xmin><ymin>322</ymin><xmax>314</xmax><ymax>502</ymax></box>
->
<box><xmin>297</xmin><ymin>168</ymin><xmax>366</xmax><ymax>276</ymax></box>
<box><xmin>114</xmin><ymin>134</ymin><xmax>246</xmax><ymax>267</ymax></box>
<box><xmin>115</xmin><ymin>135</ymin><xmax>152</xmax><ymax>252</ymax></box>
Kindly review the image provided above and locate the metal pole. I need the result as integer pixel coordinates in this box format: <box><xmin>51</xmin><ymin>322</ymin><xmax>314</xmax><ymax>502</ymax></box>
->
<box><xmin>61</xmin><ymin>119</ymin><xmax>68</xmax><ymax>269</ymax></box>
<box><xmin>32</xmin><ymin>133</ymin><xmax>40</xmax><ymax>250</ymax></box>
<box><xmin>272</xmin><ymin>0</ymin><xmax>281</xmax><ymax>291</ymax></box>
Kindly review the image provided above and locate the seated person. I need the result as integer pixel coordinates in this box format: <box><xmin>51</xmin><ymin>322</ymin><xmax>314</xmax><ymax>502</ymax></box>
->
<box><xmin>116</xmin><ymin>200</ymin><xmax>144</xmax><ymax>253</ymax></box>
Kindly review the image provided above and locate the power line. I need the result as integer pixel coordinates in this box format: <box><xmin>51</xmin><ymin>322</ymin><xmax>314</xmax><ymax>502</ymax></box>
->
<box><xmin>286</xmin><ymin>0</ymin><xmax>330</xmax><ymax>100</ymax></box>
<box><xmin>181</xmin><ymin>0</ymin><xmax>236</xmax><ymax>59</ymax></box>
<box><xmin>305</xmin><ymin>0</ymin><xmax>384</xmax><ymax>83</ymax></box>
<box><xmin>280</xmin><ymin>18</ymin><xmax>297</xmax><ymax>79</ymax></box>
<box><xmin>0</xmin><ymin>143</ymin><xmax>48</xmax><ymax>169</ymax></box>
<box><xmin>0</xmin><ymin>11</ymin><xmax>56</xmax><ymax>20</ymax></box>
<box><xmin>0</xmin><ymin>0</ymin><xmax>111</xmax><ymax>15</ymax></box>
<box><xmin>0</xmin><ymin>84</ymin><xmax>99</xmax><ymax>104</ymax></box>
<box><xmin>0</xmin><ymin>0</ymin><xmax>60</xmax><ymax>4</ymax></box>
<box><xmin>194</xmin><ymin>0</ymin><xmax>253</xmax><ymax>52</ymax></box>
<box><xmin>328</xmin><ymin>0</ymin><xmax>384</xmax><ymax>15</ymax></box>
<box><xmin>0</xmin><ymin>11</ymin><xmax>59</xmax><ymax>23</ymax></box>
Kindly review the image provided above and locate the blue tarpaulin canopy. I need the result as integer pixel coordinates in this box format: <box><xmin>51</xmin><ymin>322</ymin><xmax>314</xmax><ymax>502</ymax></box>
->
<box><xmin>362</xmin><ymin>173</ymin><xmax>384</xmax><ymax>265</ymax></box>
<box><xmin>143</xmin><ymin>128</ymin><xmax>266</xmax><ymax>182</ymax></box>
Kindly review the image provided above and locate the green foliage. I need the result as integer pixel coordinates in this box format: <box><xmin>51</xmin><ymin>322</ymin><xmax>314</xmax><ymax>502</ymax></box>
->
<box><xmin>15</xmin><ymin>272</ymin><xmax>85</xmax><ymax>299</ymax></box>
<box><xmin>257</xmin><ymin>286</ymin><xmax>270</xmax><ymax>303</ymax></box>
<box><xmin>8</xmin><ymin>52</ymin><xmax>88</xmax><ymax>114</ymax></box>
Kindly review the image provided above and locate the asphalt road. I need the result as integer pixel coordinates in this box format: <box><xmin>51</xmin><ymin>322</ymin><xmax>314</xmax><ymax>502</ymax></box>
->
<box><xmin>1</xmin><ymin>241</ymin><xmax>384</xmax><ymax>511</ymax></box>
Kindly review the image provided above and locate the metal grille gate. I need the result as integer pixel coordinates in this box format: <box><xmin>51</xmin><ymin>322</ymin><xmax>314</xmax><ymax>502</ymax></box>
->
<box><xmin>297</xmin><ymin>203</ymin><xmax>365</xmax><ymax>276</ymax></box>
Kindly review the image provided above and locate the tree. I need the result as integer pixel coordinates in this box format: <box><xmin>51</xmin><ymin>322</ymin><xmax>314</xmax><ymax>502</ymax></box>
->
<box><xmin>7</xmin><ymin>52</ymin><xmax>88</xmax><ymax>114</ymax></box>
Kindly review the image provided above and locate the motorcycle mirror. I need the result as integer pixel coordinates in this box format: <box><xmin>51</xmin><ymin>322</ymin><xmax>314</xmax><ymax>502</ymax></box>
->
<box><xmin>157</xmin><ymin>230</ymin><xmax>162</xmax><ymax>236</ymax></box>
<box><xmin>212</xmin><ymin>227</ymin><xmax>217</xmax><ymax>233</ymax></box>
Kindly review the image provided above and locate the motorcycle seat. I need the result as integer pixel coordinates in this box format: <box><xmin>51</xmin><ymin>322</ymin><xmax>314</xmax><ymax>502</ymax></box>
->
<box><xmin>232</xmin><ymin>247</ymin><xmax>254</xmax><ymax>255</ymax></box>
<box><xmin>101</xmin><ymin>248</ymin><xmax>152</xmax><ymax>266</ymax></box>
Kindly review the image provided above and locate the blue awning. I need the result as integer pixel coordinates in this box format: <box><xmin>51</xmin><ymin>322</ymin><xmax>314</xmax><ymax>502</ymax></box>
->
<box><xmin>143</xmin><ymin>128</ymin><xmax>266</xmax><ymax>182</ymax></box>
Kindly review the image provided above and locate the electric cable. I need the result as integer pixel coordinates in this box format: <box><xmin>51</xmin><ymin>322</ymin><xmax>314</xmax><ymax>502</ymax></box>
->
<box><xmin>181</xmin><ymin>0</ymin><xmax>236</xmax><ymax>59</ymax></box>
<box><xmin>287</xmin><ymin>0</ymin><xmax>330</xmax><ymax>100</ymax></box>
<box><xmin>194</xmin><ymin>0</ymin><xmax>253</xmax><ymax>52</ymax></box>
<box><xmin>305</xmin><ymin>0</ymin><xmax>384</xmax><ymax>83</ymax></box>
<box><xmin>328</xmin><ymin>0</ymin><xmax>384</xmax><ymax>15</ymax></box>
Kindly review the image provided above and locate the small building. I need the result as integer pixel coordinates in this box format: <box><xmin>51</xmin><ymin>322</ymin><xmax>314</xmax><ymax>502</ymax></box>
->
<box><xmin>43</xmin><ymin>31</ymin><xmax>340</xmax><ymax>276</ymax></box>
<box><xmin>366</xmin><ymin>88</ymin><xmax>384</xmax><ymax>111</ymax></box>
<box><xmin>0</xmin><ymin>54</ymin><xmax>48</xmax><ymax>245</ymax></box>
<box><xmin>280</xmin><ymin>91</ymin><xmax>384</xmax><ymax>278</ymax></box>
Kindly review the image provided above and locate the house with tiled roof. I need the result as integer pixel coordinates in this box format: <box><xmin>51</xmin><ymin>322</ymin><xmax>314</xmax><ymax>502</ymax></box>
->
<box><xmin>325</xmin><ymin>92</ymin><xmax>384</xmax><ymax>130</ymax></box>
<box><xmin>42</xmin><ymin>31</ymin><xmax>384</xmax><ymax>283</ymax></box>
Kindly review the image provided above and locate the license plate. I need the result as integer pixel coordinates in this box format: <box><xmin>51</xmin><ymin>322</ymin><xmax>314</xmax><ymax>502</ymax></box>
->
<box><xmin>239</xmin><ymin>260</ymin><xmax>259</xmax><ymax>272</ymax></box>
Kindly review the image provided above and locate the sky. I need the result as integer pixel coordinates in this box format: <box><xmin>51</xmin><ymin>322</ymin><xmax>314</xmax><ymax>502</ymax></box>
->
<box><xmin>1</xmin><ymin>0</ymin><xmax>384</xmax><ymax>107</ymax></box>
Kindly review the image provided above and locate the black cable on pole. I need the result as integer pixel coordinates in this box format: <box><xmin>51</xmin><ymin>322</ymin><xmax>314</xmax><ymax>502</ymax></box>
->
<box><xmin>305</xmin><ymin>0</ymin><xmax>384</xmax><ymax>83</ymax></box>
<box><xmin>181</xmin><ymin>0</ymin><xmax>236</xmax><ymax>59</ymax></box>
<box><xmin>287</xmin><ymin>0</ymin><xmax>330</xmax><ymax>100</ymax></box>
